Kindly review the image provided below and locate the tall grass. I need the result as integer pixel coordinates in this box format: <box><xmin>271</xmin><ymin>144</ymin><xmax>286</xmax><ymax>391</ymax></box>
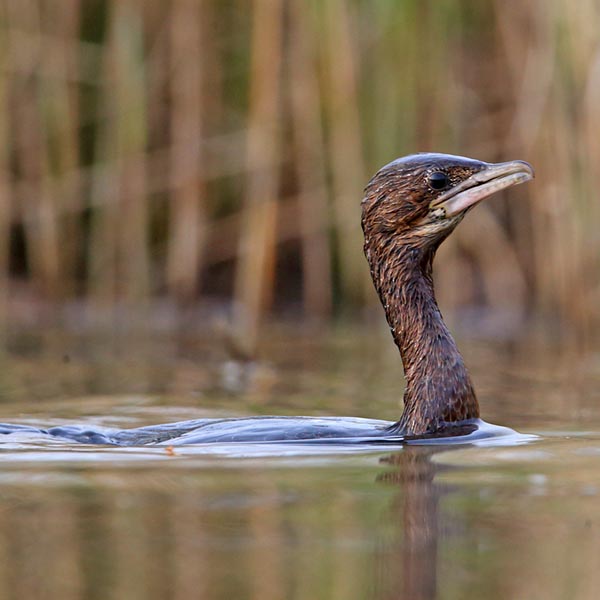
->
<box><xmin>0</xmin><ymin>0</ymin><xmax>599</xmax><ymax>339</ymax></box>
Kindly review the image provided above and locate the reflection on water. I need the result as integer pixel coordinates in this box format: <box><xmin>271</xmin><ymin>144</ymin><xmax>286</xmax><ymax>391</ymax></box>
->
<box><xmin>1</xmin><ymin>439</ymin><xmax>600</xmax><ymax>600</ymax></box>
<box><xmin>377</xmin><ymin>449</ymin><xmax>440</xmax><ymax>600</ymax></box>
<box><xmin>0</xmin><ymin>324</ymin><xmax>600</xmax><ymax>599</ymax></box>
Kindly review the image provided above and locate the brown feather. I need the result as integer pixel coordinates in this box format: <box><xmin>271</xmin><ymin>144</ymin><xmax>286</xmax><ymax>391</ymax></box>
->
<box><xmin>361</xmin><ymin>154</ymin><xmax>488</xmax><ymax>435</ymax></box>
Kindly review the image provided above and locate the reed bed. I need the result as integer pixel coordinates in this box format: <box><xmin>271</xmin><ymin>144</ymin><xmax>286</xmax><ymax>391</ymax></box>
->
<box><xmin>0</xmin><ymin>0</ymin><xmax>599</xmax><ymax>340</ymax></box>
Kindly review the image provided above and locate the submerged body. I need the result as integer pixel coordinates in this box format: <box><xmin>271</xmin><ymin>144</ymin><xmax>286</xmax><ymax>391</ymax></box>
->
<box><xmin>0</xmin><ymin>416</ymin><xmax>518</xmax><ymax>446</ymax></box>
<box><xmin>0</xmin><ymin>153</ymin><xmax>533</xmax><ymax>446</ymax></box>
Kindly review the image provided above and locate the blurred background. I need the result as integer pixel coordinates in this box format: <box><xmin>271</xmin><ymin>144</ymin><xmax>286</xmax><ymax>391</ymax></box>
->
<box><xmin>3</xmin><ymin>5</ymin><xmax>600</xmax><ymax>598</ymax></box>
<box><xmin>0</xmin><ymin>0</ymin><xmax>599</xmax><ymax>347</ymax></box>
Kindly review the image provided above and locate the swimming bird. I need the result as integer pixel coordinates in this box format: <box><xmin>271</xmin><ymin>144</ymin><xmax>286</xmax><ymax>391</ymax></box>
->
<box><xmin>362</xmin><ymin>153</ymin><xmax>533</xmax><ymax>437</ymax></box>
<box><xmin>0</xmin><ymin>153</ymin><xmax>533</xmax><ymax>445</ymax></box>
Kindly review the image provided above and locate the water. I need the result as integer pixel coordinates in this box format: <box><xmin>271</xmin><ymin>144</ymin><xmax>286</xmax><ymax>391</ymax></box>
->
<box><xmin>0</xmin><ymin>322</ymin><xmax>599</xmax><ymax>599</ymax></box>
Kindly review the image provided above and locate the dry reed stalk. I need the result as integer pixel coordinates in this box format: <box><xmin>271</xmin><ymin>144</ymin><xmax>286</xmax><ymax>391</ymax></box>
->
<box><xmin>410</xmin><ymin>3</ymin><xmax>451</xmax><ymax>150</ymax></box>
<box><xmin>166</xmin><ymin>0</ymin><xmax>206</xmax><ymax>303</ymax></box>
<box><xmin>487</xmin><ymin>2</ymin><xmax>548</xmax><ymax>316</ymax></box>
<box><xmin>42</xmin><ymin>0</ymin><xmax>81</xmax><ymax>296</ymax></box>
<box><xmin>571</xmin><ymin>0</ymin><xmax>600</xmax><ymax>334</ymax></box>
<box><xmin>232</xmin><ymin>0</ymin><xmax>283</xmax><ymax>358</ymax></box>
<box><xmin>8</xmin><ymin>0</ymin><xmax>63</xmax><ymax>302</ymax></box>
<box><xmin>0</xmin><ymin>14</ymin><xmax>10</xmax><ymax>328</ymax></box>
<box><xmin>0</xmin><ymin>43</ymin><xmax>9</xmax><ymax>338</ymax></box>
<box><xmin>499</xmin><ymin>1</ymin><xmax>585</xmax><ymax>326</ymax></box>
<box><xmin>545</xmin><ymin>98</ymin><xmax>585</xmax><ymax>327</ymax></box>
<box><xmin>88</xmin><ymin>0</ymin><xmax>150</xmax><ymax>315</ymax></box>
<box><xmin>367</xmin><ymin>3</ymin><xmax>418</xmax><ymax>165</ymax></box>
<box><xmin>567</xmin><ymin>43</ymin><xmax>599</xmax><ymax>332</ymax></box>
<box><xmin>583</xmin><ymin>35</ymin><xmax>600</xmax><ymax>315</ymax></box>
<box><xmin>143</xmin><ymin>2</ymin><xmax>169</xmax><ymax>138</ymax></box>
<box><xmin>197</xmin><ymin>1</ymin><xmax>222</xmax><ymax>138</ymax></box>
<box><xmin>87</xmin><ymin>12</ymin><xmax>121</xmax><ymax>311</ymax></box>
<box><xmin>481</xmin><ymin>4</ymin><xmax>532</xmax><ymax>313</ymax></box>
<box><xmin>289</xmin><ymin>0</ymin><xmax>332</xmax><ymax>319</ymax></box>
<box><xmin>112</xmin><ymin>0</ymin><xmax>150</xmax><ymax>307</ymax></box>
<box><xmin>499</xmin><ymin>6</ymin><xmax>555</xmax><ymax>157</ymax></box>
<box><xmin>321</xmin><ymin>0</ymin><xmax>369</xmax><ymax>305</ymax></box>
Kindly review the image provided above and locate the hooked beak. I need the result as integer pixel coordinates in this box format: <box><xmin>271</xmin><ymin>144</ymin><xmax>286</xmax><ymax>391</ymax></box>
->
<box><xmin>430</xmin><ymin>160</ymin><xmax>534</xmax><ymax>218</ymax></box>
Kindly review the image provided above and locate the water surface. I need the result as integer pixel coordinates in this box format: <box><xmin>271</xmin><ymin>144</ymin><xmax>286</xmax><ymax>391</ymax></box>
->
<box><xmin>0</xmin><ymin>323</ymin><xmax>599</xmax><ymax>599</ymax></box>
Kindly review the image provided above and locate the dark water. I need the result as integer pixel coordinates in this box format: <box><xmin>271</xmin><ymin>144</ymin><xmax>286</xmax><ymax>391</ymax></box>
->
<box><xmin>0</xmin><ymin>323</ymin><xmax>599</xmax><ymax>599</ymax></box>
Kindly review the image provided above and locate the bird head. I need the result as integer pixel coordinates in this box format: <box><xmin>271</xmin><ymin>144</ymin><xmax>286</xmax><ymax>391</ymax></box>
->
<box><xmin>362</xmin><ymin>153</ymin><xmax>534</xmax><ymax>249</ymax></box>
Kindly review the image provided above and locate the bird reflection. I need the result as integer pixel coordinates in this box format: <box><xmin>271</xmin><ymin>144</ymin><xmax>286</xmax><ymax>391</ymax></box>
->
<box><xmin>376</xmin><ymin>447</ymin><xmax>453</xmax><ymax>600</ymax></box>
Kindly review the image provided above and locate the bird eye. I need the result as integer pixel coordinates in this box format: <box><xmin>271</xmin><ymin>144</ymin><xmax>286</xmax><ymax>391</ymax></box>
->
<box><xmin>429</xmin><ymin>172</ymin><xmax>449</xmax><ymax>190</ymax></box>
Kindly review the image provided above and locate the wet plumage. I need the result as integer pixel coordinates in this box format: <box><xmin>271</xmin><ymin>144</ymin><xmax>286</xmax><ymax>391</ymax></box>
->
<box><xmin>362</xmin><ymin>154</ymin><xmax>532</xmax><ymax>435</ymax></box>
<box><xmin>0</xmin><ymin>153</ymin><xmax>533</xmax><ymax>444</ymax></box>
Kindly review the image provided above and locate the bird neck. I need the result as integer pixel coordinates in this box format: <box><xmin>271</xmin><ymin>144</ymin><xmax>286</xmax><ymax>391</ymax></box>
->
<box><xmin>364</xmin><ymin>233</ymin><xmax>480</xmax><ymax>435</ymax></box>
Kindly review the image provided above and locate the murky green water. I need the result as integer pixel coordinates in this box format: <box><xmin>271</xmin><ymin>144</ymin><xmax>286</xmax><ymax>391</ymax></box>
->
<box><xmin>0</xmin><ymin>322</ymin><xmax>599</xmax><ymax>599</ymax></box>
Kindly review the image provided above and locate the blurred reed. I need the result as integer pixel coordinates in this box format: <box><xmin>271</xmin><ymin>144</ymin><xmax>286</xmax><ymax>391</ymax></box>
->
<box><xmin>0</xmin><ymin>0</ymin><xmax>599</xmax><ymax>341</ymax></box>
